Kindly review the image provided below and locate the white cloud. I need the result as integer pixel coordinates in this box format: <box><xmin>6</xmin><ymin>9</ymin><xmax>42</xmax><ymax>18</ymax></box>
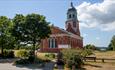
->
<box><xmin>77</xmin><ymin>0</ymin><xmax>115</xmax><ymax>31</ymax></box>
<box><xmin>83</xmin><ymin>33</ymin><xmax>88</xmax><ymax>37</ymax></box>
<box><xmin>96</xmin><ymin>37</ymin><xmax>100</xmax><ymax>40</ymax></box>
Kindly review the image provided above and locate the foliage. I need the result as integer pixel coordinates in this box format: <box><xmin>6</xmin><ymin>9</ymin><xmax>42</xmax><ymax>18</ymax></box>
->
<box><xmin>12</xmin><ymin>13</ymin><xmax>51</xmax><ymax>47</ymax></box>
<box><xmin>12</xmin><ymin>14</ymin><xmax>51</xmax><ymax>62</ymax></box>
<box><xmin>2</xmin><ymin>49</ymin><xmax>14</xmax><ymax>58</ymax></box>
<box><xmin>14</xmin><ymin>56</ymin><xmax>45</xmax><ymax>65</ymax></box>
<box><xmin>45</xmin><ymin>53</ymin><xmax>55</xmax><ymax>58</ymax></box>
<box><xmin>14</xmin><ymin>49</ymin><xmax>29</xmax><ymax>58</ymax></box>
<box><xmin>14</xmin><ymin>45</ymin><xmax>37</xmax><ymax>50</ymax></box>
<box><xmin>14</xmin><ymin>50</ymin><xmax>37</xmax><ymax>64</ymax></box>
<box><xmin>107</xmin><ymin>35</ymin><xmax>115</xmax><ymax>51</ymax></box>
<box><xmin>14</xmin><ymin>59</ymin><xmax>30</xmax><ymax>64</ymax></box>
<box><xmin>81</xmin><ymin>49</ymin><xmax>93</xmax><ymax>57</ymax></box>
<box><xmin>84</xmin><ymin>44</ymin><xmax>96</xmax><ymax>50</ymax></box>
<box><xmin>61</xmin><ymin>49</ymin><xmax>83</xmax><ymax>68</ymax></box>
<box><xmin>0</xmin><ymin>16</ymin><xmax>14</xmax><ymax>55</ymax></box>
<box><xmin>107</xmin><ymin>43</ymin><xmax>113</xmax><ymax>50</ymax></box>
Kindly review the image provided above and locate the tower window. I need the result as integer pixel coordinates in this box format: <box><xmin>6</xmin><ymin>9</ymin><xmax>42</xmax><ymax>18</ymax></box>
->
<box><xmin>69</xmin><ymin>14</ymin><xmax>71</xmax><ymax>18</ymax></box>
<box><xmin>73</xmin><ymin>14</ymin><xmax>75</xmax><ymax>18</ymax></box>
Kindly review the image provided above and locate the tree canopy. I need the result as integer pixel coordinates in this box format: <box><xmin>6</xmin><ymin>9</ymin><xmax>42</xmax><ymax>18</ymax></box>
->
<box><xmin>12</xmin><ymin>13</ymin><xmax>51</xmax><ymax>48</ymax></box>
<box><xmin>107</xmin><ymin>35</ymin><xmax>115</xmax><ymax>51</ymax></box>
<box><xmin>0</xmin><ymin>16</ymin><xmax>13</xmax><ymax>54</ymax></box>
<box><xmin>84</xmin><ymin>44</ymin><xmax>96</xmax><ymax>50</ymax></box>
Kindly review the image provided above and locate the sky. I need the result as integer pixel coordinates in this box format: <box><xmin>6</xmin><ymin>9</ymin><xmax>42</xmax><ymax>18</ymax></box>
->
<box><xmin>0</xmin><ymin>0</ymin><xmax>115</xmax><ymax>47</ymax></box>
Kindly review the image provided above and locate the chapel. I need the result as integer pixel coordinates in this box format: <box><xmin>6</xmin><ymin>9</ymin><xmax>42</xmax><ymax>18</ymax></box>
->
<box><xmin>40</xmin><ymin>2</ymin><xmax>83</xmax><ymax>52</ymax></box>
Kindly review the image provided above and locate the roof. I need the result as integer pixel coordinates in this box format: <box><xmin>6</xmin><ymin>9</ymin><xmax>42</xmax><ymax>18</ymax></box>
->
<box><xmin>68</xmin><ymin>2</ymin><xmax>77</xmax><ymax>12</ymax></box>
<box><xmin>50</xmin><ymin>25</ymin><xmax>83</xmax><ymax>40</ymax></box>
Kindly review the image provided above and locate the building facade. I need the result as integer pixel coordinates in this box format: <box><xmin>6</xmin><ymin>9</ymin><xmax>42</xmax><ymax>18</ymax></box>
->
<box><xmin>40</xmin><ymin>2</ymin><xmax>83</xmax><ymax>52</ymax></box>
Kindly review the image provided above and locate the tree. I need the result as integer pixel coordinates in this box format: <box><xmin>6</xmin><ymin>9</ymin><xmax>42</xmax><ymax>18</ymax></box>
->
<box><xmin>107</xmin><ymin>35</ymin><xmax>115</xmax><ymax>51</ymax></box>
<box><xmin>12</xmin><ymin>13</ymin><xmax>51</xmax><ymax>59</ymax></box>
<box><xmin>11</xmin><ymin>14</ymin><xmax>26</xmax><ymax>49</ymax></box>
<box><xmin>111</xmin><ymin>35</ymin><xmax>115</xmax><ymax>51</ymax></box>
<box><xmin>84</xmin><ymin>44</ymin><xmax>96</xmax><ymax>50</ymax></box>
<box><xmin>107</xmin><ymin>43</ymin><xmax>113</xmax><ymax>50</ymax></box>
<box><xmin>0</xmin><ymin>16</ymin><xmax>13</xmax><ymax>55</ymax></box>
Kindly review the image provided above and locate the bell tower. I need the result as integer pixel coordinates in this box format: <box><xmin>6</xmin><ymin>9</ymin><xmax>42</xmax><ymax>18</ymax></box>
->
<box><xmin>65</xmin><ymin>2</ymin><xmax>80</xmax><ymax>36</ymax></box>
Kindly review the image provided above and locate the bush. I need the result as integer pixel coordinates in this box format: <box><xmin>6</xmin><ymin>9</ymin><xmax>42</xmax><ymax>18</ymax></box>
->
<box><xmin>14</xmin><ymin>59</ymin><xmax>30</xmax><ymax>65</ymax></box>
<box><xmin>14</xmin><ymin>57</ymin><xmax>46</xmax><ymax>65</ymax></box>
<box><xmin>49</xmin><ymin>53</ymin><xmax>55</xmax><ymax>58</ymax></box>
<box><xmin>14</xmin><ymin>49</ymin><xmax>29</xmax><ymax>58</ymax></box>
<box><xmin>45</xmin><ymin>53</ymin><xmax>50</xmax><ymax>57</ymax></box>
<box><xmin>81</xmin><ymin>49</ymin><xmax>93</xmax><ymax>57</ymax></box>
<box><xmin>3</xmin><ymin>50</ymin><xmax>14</xmax><ymax>58</ymax></box>
<box><xmin>28</xmin><ymin>55</ymin><xmax>35</xmax><ymax>63</ymax></box>
<box><xmin>45</xmin><ymin>53</ymin><xmax>55</xmax><ymax>58</ymax></box>
<box><xmin>61</xmin><ymin>49</ymin><xmax>83</xmax><ymax>69</ymax></box>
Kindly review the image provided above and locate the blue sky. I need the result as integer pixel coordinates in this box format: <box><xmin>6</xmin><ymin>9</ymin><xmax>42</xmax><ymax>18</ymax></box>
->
<box><xmin>0</xmin><ymin>0</ymin><xmax>115</xmax><ymax>47</ymax></box>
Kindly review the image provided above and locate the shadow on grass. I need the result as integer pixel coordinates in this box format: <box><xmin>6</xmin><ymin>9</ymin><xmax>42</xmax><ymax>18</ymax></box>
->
<box><xmin>85</xmin><ymin>63</ymin><xmax>102</xmax><ymax>68</ymax></box>
<box><xmin>13</xmin><ymin>62</ymin><xmax>55</xmax><ymax>70</ymax></box>
<box><xmin>55</xmin><ymin>65</ymin><xmax>86</xmax><ymax>70</ymax></box>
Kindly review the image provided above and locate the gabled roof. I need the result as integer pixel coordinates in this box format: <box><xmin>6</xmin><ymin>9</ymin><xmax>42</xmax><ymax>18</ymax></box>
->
<box><xmin>50</xmin><ymin>25</ymin><xmax>83</xmax><ymax>40</ymax></box>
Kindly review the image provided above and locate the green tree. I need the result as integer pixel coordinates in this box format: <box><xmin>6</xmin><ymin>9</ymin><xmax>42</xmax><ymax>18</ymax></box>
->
<box><xmin>111</xmin><ymin>35</ymin><xmax>115</xmax><ymax>51</ymax></box>
<box><xmin>107</xmin><ymin>35</ymin><xmax>115</xmax><ymax>51</ymax></box>
<box><xmin>0</xmin><ymin>16</ymin><xmax>13</xmax><ymax>55</ymax></box>
<box><xmin>107</xmin><ymin>43</ymin><xmax>113</xmax><ymax>50</ymax></box>
<box><xmin>11</xmin><ymin>14</ymin><xmax>25</xmax><ymax>49</ymax></box>
<box><xmin>84</xmin><ymin>44</ymin><xmax>96</xmax><ymax>50</ymax></box>
<box><xmin>12</xmin><ymin>13</ymin><xmax>51</xmax><ymax>59</ymax></box>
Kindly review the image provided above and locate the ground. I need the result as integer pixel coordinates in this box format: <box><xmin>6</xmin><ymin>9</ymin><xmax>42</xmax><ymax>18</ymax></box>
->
<box><xmin>0</xmin><ymin>61</ymin><xmax>54</xmax><ymax>70</ymax></box>
<box><xmin>0</xmin><ymin>63</ymin><xmax>42</xmax><ymax>70</ymax></box>
<box><xmin>83</xmin><ymin>51</ymin><xmax>115</xmax><ymax>70</ymax></box>
<box><xmin>0</xmin><ymin>51</ymin><xmax>115</xmax><ymax>70</ymax></box>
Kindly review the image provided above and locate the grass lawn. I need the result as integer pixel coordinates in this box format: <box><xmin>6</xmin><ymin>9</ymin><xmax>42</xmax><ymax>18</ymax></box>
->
<box><xmin>94</xmin><ymin>51</ymin><xmax>115</xmax><ymax>58</ymax></box>
<box><xmin>83</xmin><ymin>51</ymin><xmax>115</xmax><ymax>70</ymax></box>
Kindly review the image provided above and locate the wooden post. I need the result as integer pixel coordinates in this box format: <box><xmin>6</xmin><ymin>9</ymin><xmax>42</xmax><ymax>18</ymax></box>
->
<box><xmin>94</xmin><ymin>57</ymin><xmax>96</xmax><ymax>62</ymax></box>
<box><xmin>102</xmin><ymin>59</ymin><xmax>104</xmax><ymax>63</ymax></box>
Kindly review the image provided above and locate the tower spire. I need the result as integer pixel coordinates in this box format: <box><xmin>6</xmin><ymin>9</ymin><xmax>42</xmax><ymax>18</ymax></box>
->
<box><xmin>71</xmin><ymin>1</ymin><xmax>74</xmax><ymax>7</ymax></box>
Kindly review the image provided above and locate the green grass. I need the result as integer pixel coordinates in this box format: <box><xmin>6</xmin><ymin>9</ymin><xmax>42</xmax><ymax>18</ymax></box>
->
<box><xmin>37</xmin><ymin>52</ymin><xmax>56</xmax><ymax>60</ymax></box>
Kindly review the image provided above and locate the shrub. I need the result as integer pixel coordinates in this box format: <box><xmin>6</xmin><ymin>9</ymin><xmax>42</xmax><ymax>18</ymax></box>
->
<box><xmin>14</xmin><ymin>57</ymin><xmax>46</xmax><ymax>65</ymax></box>
<box><xmin>3</xmin><ymin>50</ymin><xmax>14</xmax><ymax>58</ymax></box>
<box><xmin>45</xmin><ymin>53</ymin><xmax>50</xmax><ymax>57</ymax></box>
<box><xmin>45</xmin><ymin>53</ymin><xmax>55</xmax><ymax>59</ymax></box>
<box><xmin>28</xmin><ymin>55</ymin><xmax>35</xmax><ymax>63</ymax></box>
<box><xmin>14</xmin><ymin>49</ymin><xmax>29</xmax><ymax>58</ymax></box>
<box><xmin>81</xmin><ymin>49</ymin><xmax>93</xmax><ymax>57</ymax></box>
<box><xmin>61</xmin><ymin>49</ymin><xmax>83</xmax><ymax>69</ymax></box>
<box><xmin>14</xmin><ymin>59</ymin><xmax>30</xmax><ymax>65</ymax></box>
<box><xmin>49</xmin><ymin>53</ymin><xmax>55</xmax><ymax>58</ymax></box>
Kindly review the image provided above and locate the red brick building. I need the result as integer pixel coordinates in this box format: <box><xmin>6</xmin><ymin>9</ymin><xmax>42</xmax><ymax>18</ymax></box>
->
<box><xmin>40</xmin><ymin>2</ymin><xmax>83</xmax><ymax>52</ymax></box>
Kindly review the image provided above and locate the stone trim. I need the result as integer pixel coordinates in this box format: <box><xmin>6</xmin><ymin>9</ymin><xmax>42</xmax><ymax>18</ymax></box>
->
<box><xmin>50</xmin><ymin>34</ymin><xmax>82</xmax><ymax>40</ymax></box>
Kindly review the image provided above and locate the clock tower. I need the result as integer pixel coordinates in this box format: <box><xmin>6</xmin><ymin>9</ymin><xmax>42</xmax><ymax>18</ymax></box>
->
<box><xmin>65</xmin><ymin>2</ymin><xmax>80</xmax><ymax>36</ymax></box>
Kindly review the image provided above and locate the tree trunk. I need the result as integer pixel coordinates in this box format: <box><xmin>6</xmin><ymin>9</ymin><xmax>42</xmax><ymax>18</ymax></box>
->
<box><xmin>72</xmin><ymin>65</ymin><xmax>75</xmax><ymax>70</ymax></box>
<box><xmin>1</xmin><ymin>46</ymin><xmax>3</xmax><ymax>57</ymax></box>
<box><xmin>33</xmin><ymin>41</ymin><xmax>36</xmax><ymax>63</ymax></box>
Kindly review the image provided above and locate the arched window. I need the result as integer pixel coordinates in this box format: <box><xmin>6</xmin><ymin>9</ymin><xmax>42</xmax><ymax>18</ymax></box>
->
<box><xmin>49</xmin><ymin>38</ymin><xmax>57</xmax><ymax>48</ymax></box>
<box><xmin>69</xmin><ymin>14</ymin><xmax>71</xmax><ymax>18</ymax></box>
